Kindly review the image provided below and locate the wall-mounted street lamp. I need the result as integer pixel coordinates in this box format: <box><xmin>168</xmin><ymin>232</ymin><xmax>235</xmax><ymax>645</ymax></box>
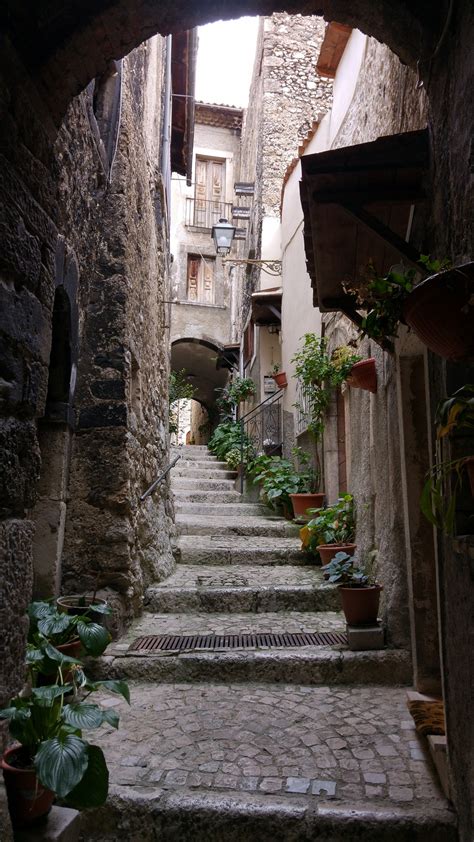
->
<box><xmin>211</xmin><ymin>218</ymin><xmax>236</xmax><ymax>256</ymax></box>
<box><xmin>211</xmin><ymin>217</ymin><xmax>282</xmax><ymax>275</ymax></box>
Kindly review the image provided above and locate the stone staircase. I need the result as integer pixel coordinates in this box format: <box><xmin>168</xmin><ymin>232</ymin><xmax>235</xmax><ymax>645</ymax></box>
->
<box><xmin>87</xmin><ymin>446</ymin><xmax>456</xmax><ymax>841</ymax></box>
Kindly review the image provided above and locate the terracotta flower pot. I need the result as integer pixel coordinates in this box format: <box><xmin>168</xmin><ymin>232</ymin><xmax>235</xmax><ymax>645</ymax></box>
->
<box><xmin>38</xmin><ymin>638</ymin><xmax>83</xmax><ymax>687</ymax></box>
<box><xmin>402</xmin><ymin>262</ymin><xmax>474</xmax><ymax>362</ymax></box>
<box><xmin>289</xmin><ymin>493</ymin><xmax>325</xmax><ymax>520</ymax></box>
<box><xmin>57</xmin><ymin>595</ymin><xmax>108</xmax><ymax>625</ymax></box>
<box><xmin>339</xmin><ymin>584</ymin><xmax>383</xmax><ymax>626</ymax></box>
<box><xmin>272</xmin><ymin>371</ymin><xmax>288</xmax><ymax>388</ymax></box>
<box><xmin>347</xmin><ymin>358</ymin><xmax>377</xmax><ymax>393</ymax></box>
<box><xmin>1</xmin><ymin>746</ymin><xmax>55</xmax><ymax>829</ymax></box>
<box><xmin>317</xmin><ymin>543</ymin><xmax>357</xmax><ymax>567</ymax></box>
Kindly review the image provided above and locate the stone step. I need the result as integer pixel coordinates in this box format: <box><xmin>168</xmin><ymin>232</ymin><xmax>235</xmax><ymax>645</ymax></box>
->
<box><xmin>145</xmin><ymin>564</ymin><xmax>339</xmax><ymax>613</ymax></box>
<box><xmin>173</xmin><ymin>467</ymin><xmax>237</xmax><ymax>480</ymax></box>
<box><xmin>109</xmin><ymin>609</ymin><xmax>346</xmax><ymax>647</ymax></box>
<box><xmin>176</xmin><ymin>514</ymin><xmax>300</xmax><ymax>537</ymax></box>
<box><xmin>174</xmin><ymin>501</ymin><xmax>269</xmax><ymax>517</ymax></box>
<box><xmin>174</xmin><ymin>536</ymin><xmax>304</xmax><ymax>566</ymax></box>
<box><xmin>96</xmin><ymin>645</ymin><xmax>412</xmax><ymax>686</ymax></box>
<box><xmin>174</xmin><ymin>490</ymin><xmax>243</xmax><ymax>504</ymax></box>
<box><xmin>172</xmin><ymin>477</ymin><xmax>237</xmax><ymax>491</ymax></box>
<box><xmin>81</xmin><ymin>789</ymin><xmax>456</xmax><ymax>842</ymax></box>
<box><xmin>172</xmin><ymin>448</ymin><xmax>217</xmax><ymax>461</ymax></box>
<box><xmin>175</xmin><ymin>459</ymin><xmax>230</xmax><ymax>470</ymax></box>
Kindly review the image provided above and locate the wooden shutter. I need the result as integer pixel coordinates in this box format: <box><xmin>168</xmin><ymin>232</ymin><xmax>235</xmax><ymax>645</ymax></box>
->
<box><xmin>202</xmin><ymin>259</ymin><xmax>214</xmax><ymax>304</ymax></box>
<box><xmin>187</xmin><ymin>256</ymin><xmax>199</xmax><ymax>301</ymax></box>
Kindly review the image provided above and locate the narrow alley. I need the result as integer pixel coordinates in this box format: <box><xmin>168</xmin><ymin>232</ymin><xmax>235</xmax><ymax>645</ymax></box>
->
<box><xmin>79</xmin><ymin>446</ymin><xmax>455</xmax><ymax>840</ymax></box>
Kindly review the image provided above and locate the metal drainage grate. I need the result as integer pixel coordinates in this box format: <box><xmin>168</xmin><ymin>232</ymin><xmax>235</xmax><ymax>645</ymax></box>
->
<box><xmin>129</xmin><ymin>631</ymin><xmax>347</xmax><ymax>653</ymax></box>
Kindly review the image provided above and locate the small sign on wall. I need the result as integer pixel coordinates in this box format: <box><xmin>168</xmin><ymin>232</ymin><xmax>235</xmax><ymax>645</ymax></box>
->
<box><xmin>264</xmin><ymin>376</ymin><xmax>277</xmax><ymax>395</ymax></box>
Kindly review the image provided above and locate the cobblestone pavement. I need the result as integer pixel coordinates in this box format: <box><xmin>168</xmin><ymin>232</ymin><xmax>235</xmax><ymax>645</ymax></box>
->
<box><xmin>95</xmin><ymin>683</ymin><xmax>445</xmax><ymax>808</ymax></box>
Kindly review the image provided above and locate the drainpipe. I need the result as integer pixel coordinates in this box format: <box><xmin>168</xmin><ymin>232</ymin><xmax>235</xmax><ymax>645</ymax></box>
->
<box><xmin>161</xmin><ymin>35</ymin><xmax>173</xmax><ymax>213</ymax></box>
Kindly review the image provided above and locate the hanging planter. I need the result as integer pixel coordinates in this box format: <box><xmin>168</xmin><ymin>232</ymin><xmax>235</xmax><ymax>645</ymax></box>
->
<box><xmin>347</xmin><ymin>358</ymin><xmax>377</xmax><ymax>393</ymax></box>
<box><xmin>402</xmin><ymin>262</ymin><xmax>474</xmax><ymax>362</ymax></box>
<box><xmin>272</xmin><ymin>371</ymin><xmax>288</xmax><ymax>388</ymax></box>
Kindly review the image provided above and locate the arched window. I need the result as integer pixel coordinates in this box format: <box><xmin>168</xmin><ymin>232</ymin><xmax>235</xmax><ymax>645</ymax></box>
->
<box><xmin>45</xmin><ymin>287</ymin><xmax>72</xmax><ymax>415</ymax></box>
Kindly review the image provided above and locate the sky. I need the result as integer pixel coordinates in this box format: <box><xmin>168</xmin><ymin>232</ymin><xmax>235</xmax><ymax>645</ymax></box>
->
<box><xmin>195</xmin><ymin>17</ymin><xmax>260</xmax><ymax>109</ymax></box>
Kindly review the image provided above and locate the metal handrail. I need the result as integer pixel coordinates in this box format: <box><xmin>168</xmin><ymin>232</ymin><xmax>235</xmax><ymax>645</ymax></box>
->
<box><xmin>239</xmin><ymin>388</ymin><xmax>284</xmax><ymax>422</ymax></box>
<box><xmin>139</xmin><ymin>454</ymin><xmax>181</xmax><ymax>502</ymax></box>
<box><xmin>239</xmin><ymin>390</ymin><xmax>284</xmax><ymax>493</ymax></box>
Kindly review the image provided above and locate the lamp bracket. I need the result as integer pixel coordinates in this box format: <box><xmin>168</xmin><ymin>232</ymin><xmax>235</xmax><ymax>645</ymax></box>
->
<box><xmin>222</xmin><ymin>258</ymin><xmax>282</xmax><ymax>276</ymax></box>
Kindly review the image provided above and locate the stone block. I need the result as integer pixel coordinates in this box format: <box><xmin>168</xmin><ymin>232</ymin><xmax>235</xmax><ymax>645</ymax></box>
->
<box><xmin>346</xmin><ymin>624</ymin><xmax>384</xmax><ymax>651</ymax></box>
<box><xmin>0</xmin><ymin>519</ymin><xmax>34</xmax><ymax>704</ymax></box>
<box><xmin>427</xmin><ymin>735</ymin><xmax>451</xmax><ymax>800</ymax></box>
<box><xmin>14</xmin><ymin>807</ymin><xmax>80</xmax><ymax>842</ymax></box>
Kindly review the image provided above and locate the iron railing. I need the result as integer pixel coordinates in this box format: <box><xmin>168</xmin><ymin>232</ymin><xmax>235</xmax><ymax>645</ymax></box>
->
<box><xmin>139</xmin><ymin>454</ymin><xmax>180</xmax><ymax>502</ymax></box>
<box><xmin>185</xmin><ymin>197</ymin><xmax>233</xmax><ymax>230</ymax></box>
<box><xmin>239</xmin><ymin>390</ymin><xmax>284</xmax><ymax>493</ymax></box>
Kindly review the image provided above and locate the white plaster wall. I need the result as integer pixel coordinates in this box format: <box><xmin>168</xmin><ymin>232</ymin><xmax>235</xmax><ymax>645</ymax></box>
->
<box><xmin>280</xmin><ymin>159</ymin><xmax>321</xmax><ymax>424</ymax></box>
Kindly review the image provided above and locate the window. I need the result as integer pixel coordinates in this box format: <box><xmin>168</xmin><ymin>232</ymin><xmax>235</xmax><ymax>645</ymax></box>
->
<box><xmin>193</xmin><ymin>157</ymin><xmax>227</xmax><ymax>228</ymax></box>
<box><xmin>187</xmin><ymin>255</ymin><xmax>215</xmax><ymax>304</ymax></box>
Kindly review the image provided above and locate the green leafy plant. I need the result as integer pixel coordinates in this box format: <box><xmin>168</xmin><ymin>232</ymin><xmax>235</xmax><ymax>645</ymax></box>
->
<box><xmin>421</xmin><ymin>385</ymin><xmax>474</xmax><ymax>534</ymax></box>
<box><xmin>301</xmin><ymin>494</ymin><xmax>355</xmax><ymax>556</ymax></box>
<box><xmin>0</xmin><ymin>630</ymin><xmax>129</xmax><ymax>809</ymax></box>
<box><xmin>208</xmin><ymin>421</ymin><xmax>255</xmax><ymax>467</ymax></box>
<box><xmin>252</xmin><ymin>456</ymin><xmax>306</xmax><ymax>511</ymax></box>
<box><xmin>28</xmin><ymin>601</ymin><xmax>111</xmax><ymax>662</ymax></box>
<box><xmin>325</xmin><ymin>549</ymin><xmax>378</xmax><ymax>588</ymax></box>
<box><xmin>342</xmin><ymin>255</ymin><xmax>451</xmax><ymax>350</ymax></box>
<box><xmin>216</xmin><ymin>377</ymin><xmax>256</xmax><ymax>418</ymax></box>
<box><xmin>292</xmin><ymin>335</ymin><xmax>359</xmax><ymax>441</ymax></box>
<box><xmin>271</xmin><ymin>363</ymin><xmax>281</xmax><ymax>374</ymax></box>
<box><xmin>169</xmin><ymin>369</ymin><xmax>195</xmax><ymax>434</ymax></box>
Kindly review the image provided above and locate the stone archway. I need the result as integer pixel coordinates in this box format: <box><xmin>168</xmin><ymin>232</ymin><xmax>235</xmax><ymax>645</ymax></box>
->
<box><xmin>2</xmin><ymin>1</ymin><xmax>444</xmax><ymax>126</ymax></box>
<box><xmin>171</xmin><ymin>337</ymin><xmax>229</xmax><ymax>417</ymax></box>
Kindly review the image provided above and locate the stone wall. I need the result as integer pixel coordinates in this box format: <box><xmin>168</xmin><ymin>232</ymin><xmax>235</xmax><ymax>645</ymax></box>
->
<box><xmin>333</xmin><ymin>36</ymin><xmax>428</xmax><ymax>148</ymax></box>
<box><xmin>261</xmin><ymin>14</ymin><xmax>333</xmax><ymax>216</ymax></box>
<box><xmin>60</xmin><ymin>40</ymin><xmax>175</xmax><ymax>632</ymax></box>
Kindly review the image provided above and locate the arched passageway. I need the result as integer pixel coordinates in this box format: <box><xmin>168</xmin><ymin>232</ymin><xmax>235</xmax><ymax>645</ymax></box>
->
<box><xmin>171</xmin><ymin>337</ymin><xmax>228</xmax><ymax>418</ymax></box>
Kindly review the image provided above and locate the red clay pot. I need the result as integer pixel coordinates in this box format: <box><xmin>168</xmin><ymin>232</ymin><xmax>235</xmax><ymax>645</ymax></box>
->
<box><xmin>272</xmin><ymin>371</ymin><xmax>288</xmax><ymax>388</ymax></box>
<box><xmin>317</xmin><ymin>543</ymin><xmax>357</xmax><ymax>567</ymax></box>
<box><xmin>347</xmin><ymin>358</ymin><xmax>377</xmax><ymax>393</ymax></box>
<box><xmin>339</xmin><ymin>584</ymin><xmax>383</xmax><ymax>626</ymax></box>
<box><xmin>289</xmin><ymin>493</ymin><xmax>325</xmax><ymax>520</ymax></box>
<box><xmin>402</xmin><ymin>262</ymin><xmax>474</xmax><ymax>362</ymax></box>
<box><xmin>1</xmin><ymin>746</ymin><xmax>54</xmax><ymax>829</ymax></box>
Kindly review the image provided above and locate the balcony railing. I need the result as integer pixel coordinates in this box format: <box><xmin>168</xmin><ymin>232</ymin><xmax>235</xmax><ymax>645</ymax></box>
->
<box><xmin>185</xmin><ymin>197</ymin><xmax>233</xmax><ymax>230</ymax></box>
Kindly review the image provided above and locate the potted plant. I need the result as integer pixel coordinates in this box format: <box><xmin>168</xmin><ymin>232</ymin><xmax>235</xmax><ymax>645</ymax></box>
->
<box><xmin>271</xmin><ymin>364</ymin><xmax>288</xmax><ymax>389</ymax></box>
<box><xmin>300</xmin><ymin>494</ymin><xmax>356</xmax><ymax>565</ymax></box>
<box><xmin>57</xmin><ymin>588</ymin><xmax>111</xmax><ymax>626</ymax></box>
<box><xmin>325</xmin><ymin>550</ymin><xmax>382</xmax><ymax>625</ymax></box>
<box><xmin>29</xmin><ymin>601</ymin><xmax>111</xmax><ymax>664</ymax></box>
<box><xmin>343</xmin><ymin>262</ymin><xmax>418</xmax><ymax>352</ymax></box>
<box><xmin>421</xmin><ymin>384</ymin><xmax>474</xmax><ymax>533</ymax></box>
<box><xmin>346</xmin><ymin>358</ymin><xmax>377</xmax><ymax>393</ymax></box>
<box><xmin>216</xmin><ymin>377</ymin><xmax>256</xmax><ymax>418</ymax></box>
<box><xmin>0</xmin><ymin>639</ymin><xmax>129</xmax><ymax>828</ymax></box>
<box><xmin>252</xmin><ymin>456</ymin><xmax>306</xmax><ymax>518</ymax></box>
<box><xmin>403</xmin><ymin>260</ymin><xmax>474</xmax><ymax>362</ymax></box>
<box><xmin>288</xmin><ymin>447</ymin><xmax>324</xmax><ymax>520</ymax></box>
